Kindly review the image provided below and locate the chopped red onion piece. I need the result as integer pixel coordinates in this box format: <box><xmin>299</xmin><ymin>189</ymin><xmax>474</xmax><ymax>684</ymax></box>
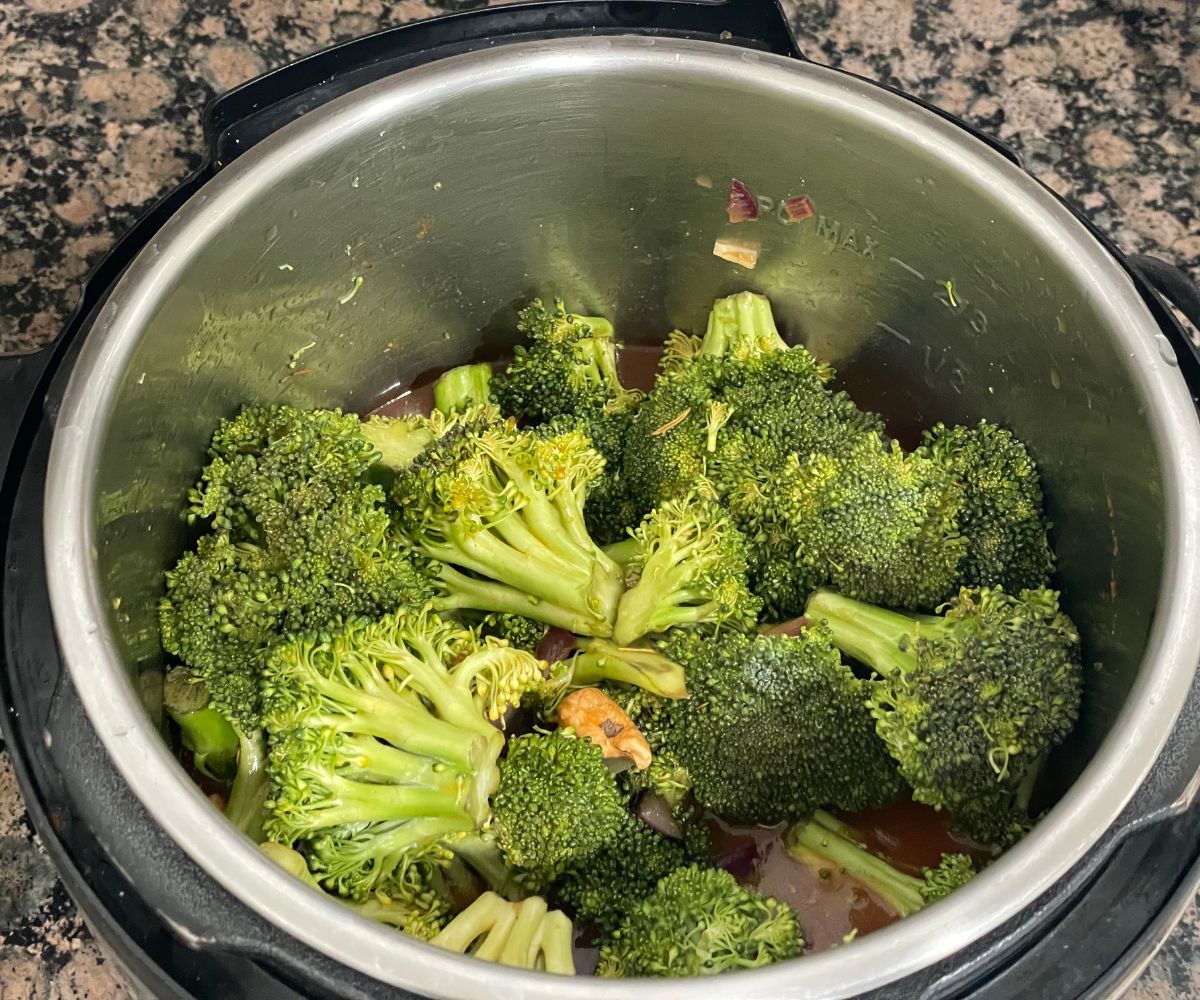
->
<box><xmin>784</xmin><ymin>194</ymin><xmax>815</xmax><ymax>222</ymax></box>
<box><xmin>636</xmin><ymin>792</ymin><xmax>683</xmax><ymax>840</ymax></box>
<box><xmin>536</xmin><ymin>626</ymin><xmax>576</xmax><ymax>664</ymax></box>
<box><xmin>727</xmin><ymin>178</ymin><xmax>759</xmax><ymax>224</ymax></box>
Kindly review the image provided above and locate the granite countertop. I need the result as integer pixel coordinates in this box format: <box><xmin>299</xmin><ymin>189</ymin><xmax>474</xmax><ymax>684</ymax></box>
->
<box><xmin>0</xmin><ymin>0</ymin><xmax>1197</xmax><ymax>996</ymax></box>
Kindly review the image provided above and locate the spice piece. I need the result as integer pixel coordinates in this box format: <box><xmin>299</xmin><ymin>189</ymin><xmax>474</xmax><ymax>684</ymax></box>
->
<box><xmin>558</xmin><ymin>688</ymin><xmax>652</xmax><ymax>770</ymax></box>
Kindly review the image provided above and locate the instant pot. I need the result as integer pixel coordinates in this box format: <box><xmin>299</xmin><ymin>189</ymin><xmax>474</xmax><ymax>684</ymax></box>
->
<box><xmin>5</xmin><ymin>2</ymin><xmax>1200</xmax><ymax>997</ymax></box>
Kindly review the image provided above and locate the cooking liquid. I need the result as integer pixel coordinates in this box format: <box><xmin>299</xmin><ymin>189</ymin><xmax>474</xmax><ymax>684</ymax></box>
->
<box><xmin>369</xmin><ymin>342</ymin><xmax>977</xmax><ymax>961</ymax></box>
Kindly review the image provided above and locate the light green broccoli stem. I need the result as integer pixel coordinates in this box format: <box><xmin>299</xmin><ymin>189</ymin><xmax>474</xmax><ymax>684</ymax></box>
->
<box><xmin>451</xmin><ymin>833</ymin><xmax>528</xmax><ymax>901</ymax></box>
<box><xmin>361</xmin><ymin>415</ymin><xmax>436</xmax><ymax>472</ymax></box>
<box><xmin>604</xmin><ymin>537</ymin><xmax>641</xmax><ymax>570</ymax></box>
<box><xmin>785</xmin><ymin>810</ymin><xmax>926</xmax><ymax>917</ymax></box>
<box><xmin>163</xmin><ymin>666</ymin><xmax>238</xmax><ymax>782</ymax></box>
<box><xmin>435</xmin><ymin>364</ymin><xmax>493</xmax><ymax>415</ymax></box>
<box><xmin>804</xmin><ymin>589</ymin><xmax>926</xmax><ymax>677</ymax></box>
<box><xmin>699</xmin><ymin>291</ymin><xmax>788</xmax><ymax>360</ymax></box>
<box><xmin>224</xmin><ymin>727</ymin><xmax>269</xmax><ymax>841</ymax></box>
<box><xmin>430</xmin><ymin>892</ymin><xmax>576</xmax><ymax>974</ymax></box>
<box><xmin>569</xmin><ymin>639</ymin><xmax>688</xmax><ymax>700</ymax></box>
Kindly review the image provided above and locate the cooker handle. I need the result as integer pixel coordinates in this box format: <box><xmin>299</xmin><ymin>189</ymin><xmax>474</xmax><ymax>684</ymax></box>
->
<box><xmin>1128</xmin><ymin>255</ymin><xmax>1200</xmax><ymax>337</ymax></box>
<box><xmin>202</xmin><ymin>0</ymin><xmax>799</xmax><ymax>166</ymax></box>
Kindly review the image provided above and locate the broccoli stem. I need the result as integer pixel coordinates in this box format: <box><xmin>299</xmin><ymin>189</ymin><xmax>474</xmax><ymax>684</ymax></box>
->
<box><xmin>784</xmin><ymin>810</ymin><xmax>925</xmax><ymax>917</ymax></box>
<box><xmin>430</xmin><ymin>892</ymin><xmax>576</xmax><ymax>974</ymax></box>
<box><xmin>434</xmin><ymin>364</ymin><xmax>493</xmax><ymax>414</ymax></box>
<box><xmin>163</xmin><ymin>666</ymin><xmax>239</xmax><ymax>782</ymax></box>
<box><xmin>569</xmin><ymin>639</ymin><xmax>688</xmax><ymax>700</ymax></box>
<box><xmin>434</xmin><ymin>565</ymin><xmax>618</xmax><ymax>638</ymax></box>
<box><xmin>224</xmin><ymin>727</ymin><xmax>269</xmax><ymax>841</ymax></box>
<box><xmin>451</xmin><ymin>833</ymin><xmax>526</xmax><ymax>900</ymax></box>
<box><xmin>361</xmin><ymin>416</ymin><xmax>436</xmax><ymax>472</ymax></box>
<box><xmin>604</xmin><ymin>537</ymin><xmax>641</xmax><ymax>569</ymax></box>
<box><xmin>699</xmin><ymin>291</ymin><xmax>788</xmax><ymax>359</ymax></box>
<box><xmin>804</xmin><ymin>589</ymin><xmax>924</xmax><ymax>677</ymax></box>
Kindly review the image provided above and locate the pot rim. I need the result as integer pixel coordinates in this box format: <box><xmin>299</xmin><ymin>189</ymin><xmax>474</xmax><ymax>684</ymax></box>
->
<box><xmin>43</xmin><ymin>36</ymin><xmax>1200</xmax><ymax>999</ymax></box>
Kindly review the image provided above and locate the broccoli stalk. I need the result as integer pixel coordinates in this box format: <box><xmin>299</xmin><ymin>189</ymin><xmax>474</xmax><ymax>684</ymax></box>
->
<box><xmin>434</xmin><ymin>363</ymin><xmax>494</xmax><ymax>415</ymax></box>
<box><xmin>566</xmin><ymin>639</ymin><xmax>688</xmax><ymax>700</ymax></box>
<box><xmin>612</xmin><ymin>494</ymin><xmax>761</xmax><ymax>645</ymax></box>
<box><xmin>805</xmin><ymin>587</ymin><xmax>1082</xmax><ymax>843</ymax></box>
<box><xmin>430</xmin><ymin>892</ymin><xmax>576</xmax><ymax>974</ymax></box>
<box><xmin>784</xmin><ymin>810</ymin><xmax>974</xmax><ymax>917</ymax></box>
<box><xmin>393</xmin><ymin>411</ymin><xmax>625</xmax><ymax>637</ymax></box>
<box><xmin>163</xmin><ymin>666</ymin><xmax>238</xmax><ymax>782</ymax></box>
<box><xmin>261</xmin><ymin>609</ymin><xmax>547</xmax><ymax>899</ymax></box>
<box><xmin>596</xmin><ymin>865</ymin><xmax>802</xmax><ymax>978</ymax></box>
<box><xmin>698</xmin><ymin>290</ymin><xmax>789</xmax><ymax>360</ymax></box>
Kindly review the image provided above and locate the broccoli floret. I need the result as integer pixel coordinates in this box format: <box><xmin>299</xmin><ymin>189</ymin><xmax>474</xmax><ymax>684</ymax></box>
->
<box><xmin>917</xmin><ymin>421</ymin><xmax>1055</xmax><ymax>595</ymax></box>
<box><xmin>430</xmin><ymin>891</ymin><xmax>576</xmax><ymax>974</ymax></box>
<box><xmin>566</xmin><ymin>638</ymin><xmax>688</xmax><ymax>700</ymax></box>
<box><xmin>390</xmin><ymin>407</ymin><xmax>624</xmax><ymax>637</ymax></box>
<box><xmin>491</xmin><ymin>730</ymin><xmax>627</xmax><ymax>885</ymax></box>
<box><xmin>163</xmin><ymin>666</ymin><xmax>238</xmax><ymax>782</ymax></box>
<box><xmin>479</xmin><ymin>612</ymin><xmax>548</xmax><ymax>655</ymax></box>
<box><xmin>657</xmin><ymin>627</ymin><xmax>902</xmax><ymax>824</ymax></box>
<box><xmin>554</xmin><ymin>814</ymin><xmax>690</xmax><ymax>936</ymax></box>
<box><xmin>805</xmin><ymin>586</ymin><xmax>1082</xmax><ymax>843</ymax></box>
<box><xmin>784</xmin><ymin>810</ymin><xmax>974</xmax><ymax>917</ymax></box>
<box><xmin>261</xmin><ymin>609</ymin><xmax>546</xmax><ymax>899</ymax></box>
<box><xmin>596</xmin><ymin>865</ymin><xmax>802</xmax><ymax>978</ymax></box>
<box><xmin>619</xmin><ymin>749</ymin><xmax>712</xmax><ymax>860</ymax></box>
<box><xmin>611</xmin><ymin>494</ymin><xmax>761</xmax><ymax>645</ymax></box>
<box><xmin>493</xmin><ymin>299</ymin><xmax>626</xmax><ymax>423</ymax></box>
<box><xmin>159</xmin><ymin>406</ymin><xmax>432</xmax><ymax>837</ymax></box>
<box><xmin>434</xmin><ymin>363</ymin><xmax>494</xmax><ymax>415</ymax></box>
<box><xmin>260</xmin><ymin>842</ymin><xmax>451</xmax><ymax>940</ymax></box>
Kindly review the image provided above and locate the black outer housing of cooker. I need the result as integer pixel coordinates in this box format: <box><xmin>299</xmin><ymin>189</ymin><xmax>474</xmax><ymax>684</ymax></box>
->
<box><xmin>4</xmin><ymin>3</ymin><xmax>1200</xmax><ymax>997</ymax></box>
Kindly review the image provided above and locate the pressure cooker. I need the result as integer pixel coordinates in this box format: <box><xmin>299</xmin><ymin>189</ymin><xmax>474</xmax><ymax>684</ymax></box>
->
<box><xmin>4</xmin><ymin>2</ymin><xmax>1200</xmax><ymax>997</ymax></box>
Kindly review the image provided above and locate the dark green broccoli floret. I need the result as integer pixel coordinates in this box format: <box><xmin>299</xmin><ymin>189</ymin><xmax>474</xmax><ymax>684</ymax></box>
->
<box><xmin>611</xmin><ymin>494</ymin><xmax>761</xmax><ymax>645</ymax></box>
<box><xmin>479</xmin><ymin>613</ymin><xmax>548</xmax><ymax>654</ymax></box>
<box><xmin>159</xmin><ymin>406</ymin><xmax>433</xmax><ymax>837</ymax></box>
<box><xmin>261</xmin><ymin>608</ymin><xmax>548</xmax><ymax>899</ymax></box>
<box><xmin>554</xmin><ymin>814</ymin><xmax>690</xmax><ymax>936</ymax></box>
<box><xmin>434</xmin><ymin>363</ymin><xmax>494</xmax><ymax>415</ymax></box>
<box><xmin>390</xmin><ymin>406</ymin><xmax>624</xmax><ymax>637</ymax></box>
<box><xmin>596</xmin><ymin>865</ymin><xmax>802</xmax><ymax>978</ymax></box>
<box><xmin>805</xmin><ymin>586</ymin><xmax>1082</xmax><ymax>844</ymax></box>
<box><xmin>917</xmin><ymin>420</ymin><xmax>1055</xmax><ymax>595</ymax></box>
<box><xmin>784</xmin><ymin>810</ymin><xmax>974</xmax><ymax>917</ymax></box>
<box><xmin>566</xmin><ymin>638</ymin><xmax>689</xmax><ymax>700</ymax></box>
<box><xmin>492</xmin><ymin>299</ymin><xmax>642</xmax><ymax>544</ymax></box>
<box><xmin>491</xmin><ymin>730</ymin><xmax>627</xmax><ymax>885</ymax></box>
<box><xmin>163</xmin><ymin>665</ymin><xmax>238</xmax><ymax>782</ymax></box>
<box><xmin>260</xmin><ymin>842</ymin><xmax>451</xmax><ymax>940</ymax></box>
<box><xmin>429</xmin><ymin>891</ymin><xmax>576</xmax><ymax>973</ymax></box>
<box><xmin>657</xmin><ymin>627</ymin><xmax>902</xmax><ymax>824</ymax></box>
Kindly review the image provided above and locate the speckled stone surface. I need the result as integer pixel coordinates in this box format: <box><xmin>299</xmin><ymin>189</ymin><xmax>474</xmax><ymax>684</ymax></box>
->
<box><xmin>0</xmin><ymin>0</ymin><xmax>1197</xmax><ymax>996</ymax></box>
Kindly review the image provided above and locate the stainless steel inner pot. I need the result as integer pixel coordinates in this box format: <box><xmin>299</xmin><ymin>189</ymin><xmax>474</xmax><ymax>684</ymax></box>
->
<box><xmin>44</xmin><ymin>37</ymin><xmax>1200</xmax><ymax>998</ymax></box>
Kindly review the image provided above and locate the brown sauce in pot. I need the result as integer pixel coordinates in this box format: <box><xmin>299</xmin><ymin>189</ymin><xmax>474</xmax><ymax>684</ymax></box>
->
<box><xmin>367</xmin><ymin>341</ymin><xmax>977</xmax><ymax>962</ymax></box>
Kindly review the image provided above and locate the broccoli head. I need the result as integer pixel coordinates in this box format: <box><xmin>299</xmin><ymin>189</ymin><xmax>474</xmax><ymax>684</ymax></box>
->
<box><xmin>612</xmin><ymin>494</ymin><xmax>761</xmax><ymax>645</ymax></box>
<box><xmin>430</xmin><ymin>891</ymin><xmax>576</xmax><ymax>974</ymax></box>
<box><xmin>478</xmin><ymin>612</ymin><xmax>548</xmax><ymax>654</ymax></box>
<box><xmin>260</xmin><ymin>841</ymin><xmax>451</xmax><ymax>941</ymax></box>
<box><xmin>596</xmin><ymin>865</ymin><xmax>802</xmax><ymax>978</ymax></box>
<box><xmin>261</xmin><ymin>609</ymin><xmax>546</xmax><ymax>898</ymax></box>
<box><xmin>491</xmin><ymin>729</ymin><xmax>628</xmax><ymax>885</ymax></box>
<box><xmin>784</xmin><ymin>810</ymin><xmax>974</xmax><ymax>918</ymax></box>
<box><xmin>657</xmin><ymin>627</ymin><xmax>902</xmax><ymax>824</ymax></box>
<box><xmin>390</xmin><ymin>406</ymin><xmax>624</xmax><ymax>637</ymax></box>
<box><xmin>918</xmin><ymin>420</ymin><xmax>1055</xmax><ymax>595</ymax></box>
<box><xmin>805</xmin><ymin>586</ymin><xmax>1082</xmax><ymax>843</ymax></box>
<box><xmin>554</xmin><ymin>813</ymin><xmax>690</xmax><ymax>936</ymax></box>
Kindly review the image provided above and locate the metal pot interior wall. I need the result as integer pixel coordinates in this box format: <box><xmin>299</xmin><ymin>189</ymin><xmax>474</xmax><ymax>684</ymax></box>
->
<box><xmin>94</xmin><ymin>44</ymin><xmax>1157</xmax><ymax>864</ymax></box>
